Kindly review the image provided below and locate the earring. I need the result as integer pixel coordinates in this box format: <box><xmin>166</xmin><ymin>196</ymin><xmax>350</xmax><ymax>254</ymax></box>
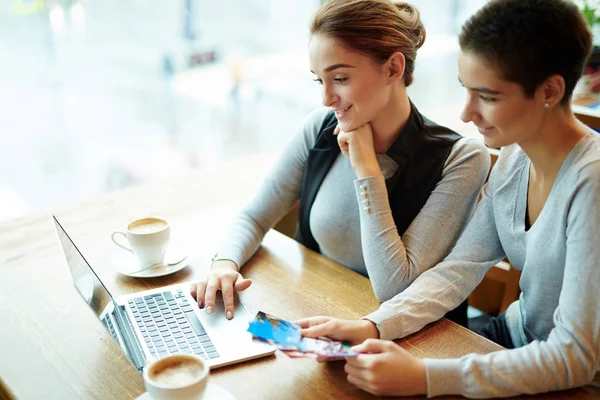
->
<box><xmin>544</xmin><ymin>103</ymin><xmax>550</xmax><ymax>109</ymax></box>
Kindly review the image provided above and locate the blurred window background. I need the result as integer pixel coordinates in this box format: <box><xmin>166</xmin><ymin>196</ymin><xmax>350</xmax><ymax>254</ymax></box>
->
<box><xmin>0</xmin><ymin>0</ymin><xmax>487</xmax><ymax>222</ymax></box>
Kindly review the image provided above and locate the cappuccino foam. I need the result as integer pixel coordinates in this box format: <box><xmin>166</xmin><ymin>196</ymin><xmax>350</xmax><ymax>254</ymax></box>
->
<box><xmin>128</xmin><ymin>219</ymin><xmax>167</xmax><ymax>234</ymax></box>
<box><xmin>149</xmin><ymin>359</ymin><xmax>203</xmax><ymax>387</ymax></box>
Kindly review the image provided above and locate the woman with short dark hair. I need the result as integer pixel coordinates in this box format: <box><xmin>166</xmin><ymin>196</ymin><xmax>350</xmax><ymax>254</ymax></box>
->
<box><xmin>298</xmin><ymin>0</ymin><xmax>600</xmax><ymax>396</ymax></box>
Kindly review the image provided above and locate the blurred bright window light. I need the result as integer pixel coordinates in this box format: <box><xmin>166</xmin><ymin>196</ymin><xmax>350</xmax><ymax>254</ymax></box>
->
<box><xmin>70</xmin><ymin>3</ymin><xmax>86</xmax><ymax>28</ymax></box>
<box><xmin>0</xmin><ymin>186</ymin><xmax>29</xmax><ymax>222</ymax></box>
<box><xmin>49</xmin><ymin>4</ymin><xmax>65</xmax><ymax>34</ymax></box>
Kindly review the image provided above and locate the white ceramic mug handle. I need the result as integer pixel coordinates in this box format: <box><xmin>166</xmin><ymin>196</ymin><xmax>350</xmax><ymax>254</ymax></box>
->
<box><xmin>111</xmin><ymin>231</ymin><xmax>133</xmax><ymax>253</ymax></box>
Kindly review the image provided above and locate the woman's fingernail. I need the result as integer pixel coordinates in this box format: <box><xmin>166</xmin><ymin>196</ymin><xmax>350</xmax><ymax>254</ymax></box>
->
<box><xmin>206</xmin><ymin>306</ymin><xmax>213</xmax><ymax>314</ymax></box>
<box><xmin>226</xmin><ymin>311</ymin><xmax>232</xmax><ymax>320</ymax></box>
<box><xmin>198</xmin><ymin>301</ymin><xmax>204</xmax><ymax>309</ymax></box>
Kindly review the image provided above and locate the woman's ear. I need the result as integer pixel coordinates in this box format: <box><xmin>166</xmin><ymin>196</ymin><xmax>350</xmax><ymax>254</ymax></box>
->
<box><xmin>540</xmin><ymin>74</ymin><xmax>565</xmax><ymax>108</ymax></box>
<box><xmin>387</xmin><ymin>52</ymin><xmax>406</xmax><ymax>83</ymax></box>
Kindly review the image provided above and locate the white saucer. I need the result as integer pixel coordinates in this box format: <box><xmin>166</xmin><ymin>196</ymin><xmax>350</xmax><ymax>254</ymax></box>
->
<box><xmin>112</xmin><ymin>247</ymin><xmax>189</xmax><ymax>278</ymax></box>
<box><xmin>136</xmin><ymin>382</ymin><xmax>235</xmax><ymax>400</ymax></box>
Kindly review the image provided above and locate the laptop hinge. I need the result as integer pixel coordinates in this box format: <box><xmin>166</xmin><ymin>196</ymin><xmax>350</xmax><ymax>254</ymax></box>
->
<box><xmin>113</xmin><ymin>302</ymin><xmax>146</xmax><ymax>371</ymax></box>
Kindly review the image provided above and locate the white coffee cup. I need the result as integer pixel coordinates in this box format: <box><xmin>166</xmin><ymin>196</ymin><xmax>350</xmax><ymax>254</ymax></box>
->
<box><xmin>143</xmin><ymin>354</ymin><xmax>209</xmax><ymax>400</ymax></box>
<box><xmin>111</xmin><ymin>217</ymin><xmax>171</xmax><ymax>268</ymax></box>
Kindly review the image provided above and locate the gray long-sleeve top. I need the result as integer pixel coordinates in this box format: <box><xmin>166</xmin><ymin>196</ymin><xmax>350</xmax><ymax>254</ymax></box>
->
<box><xmin>215</xmin><ymin>108</ymin><xmax>490</xmax><ymax>301</ymax></box>
<box><xmin>366</xmin><ymin>132</ymin><xmax>600</xmax><ymax>397</ymax></box>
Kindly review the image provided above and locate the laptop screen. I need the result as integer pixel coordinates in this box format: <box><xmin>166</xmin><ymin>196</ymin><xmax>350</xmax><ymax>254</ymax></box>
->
<box><xmin>53</xmin><ymin>216</ymin><xmax>115</xmax><ymax>317</ymax></box>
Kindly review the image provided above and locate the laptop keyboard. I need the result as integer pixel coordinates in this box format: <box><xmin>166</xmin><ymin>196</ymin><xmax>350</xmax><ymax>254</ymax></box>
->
<box><xmin>102</xmin><ymin>315</ymin><xmax>118</xmax><ymax>341</ymax></box>
<box><xmin>127</xmin><ymin>289</ymin><xmax>220</xmax><ymax>360</ymax></box>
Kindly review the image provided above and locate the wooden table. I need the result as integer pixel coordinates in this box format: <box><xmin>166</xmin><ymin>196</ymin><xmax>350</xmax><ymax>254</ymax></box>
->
<box><xmin>0</xmin><ymin>156</ymin><xmax>596</xmax><ymax>399</ymax></box>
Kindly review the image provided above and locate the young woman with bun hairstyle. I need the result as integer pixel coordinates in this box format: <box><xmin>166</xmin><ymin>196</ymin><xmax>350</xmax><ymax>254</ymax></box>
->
<box><xmin>192</xmin><ymin>0</ymin><xmax>489</xmax><ymax>331</ymax></box>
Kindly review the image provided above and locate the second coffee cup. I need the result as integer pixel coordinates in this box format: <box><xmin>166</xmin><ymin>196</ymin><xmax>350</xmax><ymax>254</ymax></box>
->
<box><xmin>143</xmin><ymin>354</ymin><xmax>209</xmax><ymax>400</ymax></box>
<box><xmin>111</xmin><ymin>217</ymin><xmax>171</xmax><ymax>268</ymax></box>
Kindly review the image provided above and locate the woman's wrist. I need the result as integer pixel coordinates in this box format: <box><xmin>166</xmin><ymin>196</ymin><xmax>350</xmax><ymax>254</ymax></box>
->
<box><xmin>355</xmin><ymin>163</ymin><xmax>382</xmax><ymax>179</ymax></box>
<box><xmin>414</xmin><ymin>357</ymin><xmax>428</xmax><ymax>395</ymax></box>
<box><xmin>358</xmin><ymin>319</ymin><xmax>380</xmax><ymax>340</ymax></box>
<box><xmin>211</xmin><ymin>259</ymin><xmax>239</xmax><ymax>272</ymax></box>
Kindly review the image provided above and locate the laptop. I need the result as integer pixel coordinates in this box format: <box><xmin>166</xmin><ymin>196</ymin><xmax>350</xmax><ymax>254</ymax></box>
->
<box><xmin>53</xmin><ymin>216</ymin><xmax>275</xmax><ymax>372</ymax></box>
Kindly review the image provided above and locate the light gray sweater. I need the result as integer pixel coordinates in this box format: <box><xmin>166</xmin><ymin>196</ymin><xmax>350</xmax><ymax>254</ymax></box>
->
<box><xmin>215</xmin><ymin>108</ymin><xmax>490</xmax><ymax>302</ymax></box>
<box><xmin>366</xmin><ymin>132</ymin><xmax>600</xmax><ymax>397</ymax></box>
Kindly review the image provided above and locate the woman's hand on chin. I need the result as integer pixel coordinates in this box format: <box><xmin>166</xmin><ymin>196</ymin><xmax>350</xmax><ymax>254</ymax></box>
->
<box><xmin>334</xmin><ymin>123</ymin><xmax>382</xmax><ymax>179</ymax></box>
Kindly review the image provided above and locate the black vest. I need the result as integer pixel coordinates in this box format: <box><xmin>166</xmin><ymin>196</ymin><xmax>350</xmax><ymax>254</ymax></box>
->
<box><xmin>294</xmin><ymin>103</ymin><xmax>469</xmax><ymax>327</ymax></box>
<box><xmin>295</xmin><ymin>102</ymin><xmax>462</xmax><ymax>252</ymax></box>
<box><xmin>296</xmin><ymin>102</ymin><xmax>468</xmax><ymax>328</ymax></box>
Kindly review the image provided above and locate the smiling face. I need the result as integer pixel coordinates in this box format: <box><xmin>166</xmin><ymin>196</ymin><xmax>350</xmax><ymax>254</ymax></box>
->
<box><xmin>309</xmin><ymin>34</ymin><xmax>393</xmax><ymax>132</ymax></box>
<box><xmin>458</xmin><ymin>50</ymin><xmax>547</xmax><ymax>149</ymax></box>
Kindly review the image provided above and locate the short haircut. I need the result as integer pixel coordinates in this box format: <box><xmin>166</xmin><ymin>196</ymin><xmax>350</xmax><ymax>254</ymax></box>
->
<box><xmin>459</xmin><ymin>0</ymin><xmax>592</xmax><ymax>104</ymax></box>
<box><xmin>310</xmin><ymin>0</ymin><xmax>426</xmax><ymax>87</ymax></box>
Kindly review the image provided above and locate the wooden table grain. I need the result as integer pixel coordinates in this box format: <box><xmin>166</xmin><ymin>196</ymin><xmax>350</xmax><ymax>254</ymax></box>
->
<box><xmin>0</xmin><ymin>155</ymin><xmax>596</xmax><ymax>399</ymax></box>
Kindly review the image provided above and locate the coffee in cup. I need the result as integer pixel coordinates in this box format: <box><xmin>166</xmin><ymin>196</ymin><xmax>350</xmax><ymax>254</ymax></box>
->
<box><xmin>128</xmin><ymin>218</ymin><xmax>168</xmax><ymax>235</ymax></box>
<box><xmin>111</xmin><ymin>217</ymin><xmax>171</xmax><ymax>268</ymax></box>
<box><xmin>144</xmin><ymin>354</ymin><xmax>209</xmax><ymax>400</ymax></box>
